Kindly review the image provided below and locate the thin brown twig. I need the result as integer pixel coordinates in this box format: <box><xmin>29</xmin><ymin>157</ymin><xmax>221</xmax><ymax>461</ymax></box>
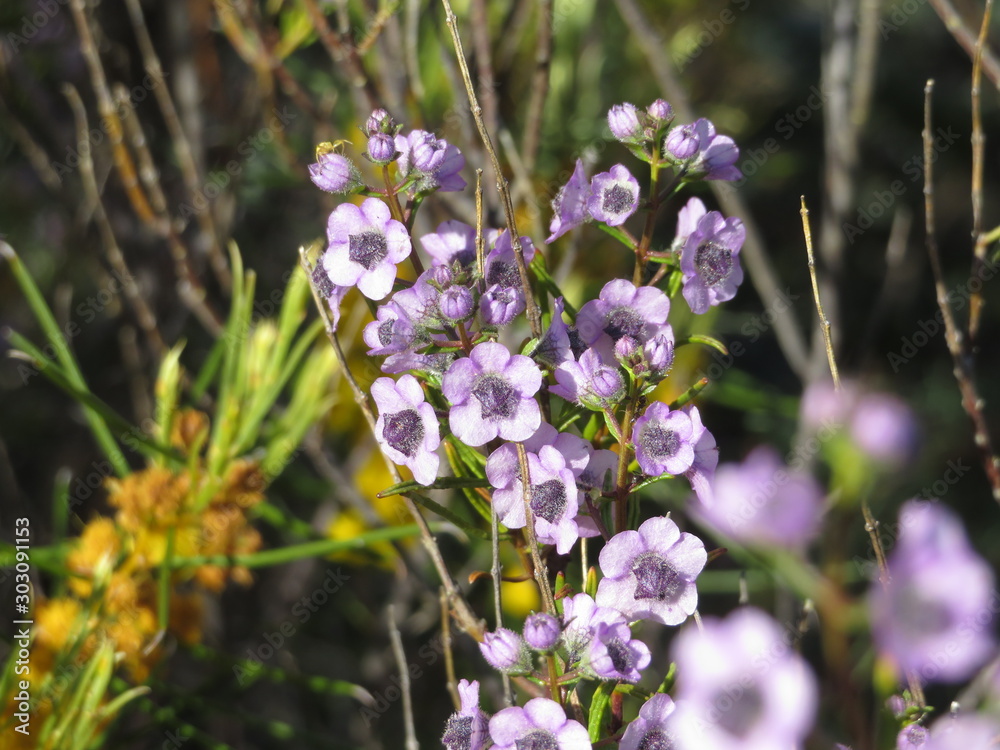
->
<box><xmin>521</xmin><ymin>0</ymin><xmax>553</xmax><ymax>175</ymax></box>
<box><xmin>440</xmin><ymin>0</ymin><xmax>543</xmax><ymax>340</ymax></box>
<box><xmin>63</xmin><ymin>84</ymin><xmax>167</xmax><ymax>357</ymax></box>
<box><xmin>299</xmin><ymin>248</ymin><xmax>486</xmax><ymax>639</ymax></box>
<box><xmin>0</xmin><ymin>97</ymin><xmax>63</xmax><ymax>192</ymax></box>
<box><xmin>928</xmin><ymin>0</ymin><xmax>1000</xmax><ymax>90</ymax></box>
<box><xmin>800</xmin><ymin>196</ymin><xmax>840</xmax><ymax>390</ymax></box>
<box><xmin>123</xmin><ymin>0</ymin><xmax>231</xmax><ymax>292</ymax></box>
<box><xmin>387</xmin><ymin>605</ymin><xmax>418</xmax><ymax>750</ymax></box>
<box><xmin>969</xmin><ymin>0</ymin><xmax>992</xmax><ymax>339</ymax></box>
<box><xmin>922</xmin><ymin>80</ymin><xmax>1000</xmax><ymax>504</ymax></box>
<box><xmin>470</xmin><ymin>0</ymin><xmax>499</xmax><ymax>139</ymax></box>
<box><xmin>516</xmin><ymin>442</ymin><xmax>557</xmax><ymax>617</ymax></box>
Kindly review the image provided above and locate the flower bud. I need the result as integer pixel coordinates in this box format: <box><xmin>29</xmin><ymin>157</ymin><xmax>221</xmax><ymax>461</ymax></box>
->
<box><xmin>608</xmin><ymin>103</ymin><xmax>642</xmax><ymax>141</ymax></box>
<box><xmin>644</xmin><ymin>334</ymin><xmax>675</xmax><ymax>377</ymax></box>
<box><xmin>366</xmin><ymin>133</ymin><xmax>397</xmax><ymax>164</ymax></box>
<box><xmin>647</xmin><ymin>98</ymin><xmax>674</xmax><ymax>124</ymax></box>
<box><xmin>308</xmin><ymin>149</ymin><xmax>361</xmax><ymax>194</ymax></box>
<box><xmin>410</xmin><ymin>133</ymin><xmax>447</xmax><ymax>173</ymax></box>
<box><xmin>479</xmin><ymin>628</ymin><xmax>532</xmax><ymax>674</ymax></box>
<box><xmin>523</xmin><ymin>613</ymin><xmax>561</xmax><ymax>652</ymax></box>
<box><xmin>440</xmin><ymin>286</ymin><xmax>474</xmax><ymax>322</ymax></box>
<box><xmin>365</xmin><ymin>108</ymin><xmax>396</xmax><ymax>136</ymax></box>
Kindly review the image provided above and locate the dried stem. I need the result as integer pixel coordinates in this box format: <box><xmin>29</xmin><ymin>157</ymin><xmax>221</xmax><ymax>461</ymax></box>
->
<box><xmin>516</xmin><ymin>443</ymin><xmax>556</xmax><ymax>617</ymax></box>
<box><xmin>800</xmin><ymin>196</ymin><xmax>840</xmax><ymax>390</ymax></box>
<box><xmin>928</xmin><ymin>0</ymin><xmax>1000</xmax><ymax>89</ymax></box>
<box><xmin>301</xmin><ymin>0</ymin><xmax>381</xmax><ymax>113</ymax></box>
<box><xmin>969</xmin><ymin>0</ymin><xmax>992</xmax><ymax>339</ymax></box>
<box><xmin>64</xmin><ymin>85</ymin><xmax>167</xmax><ymax>358</ymax></box>
<box><xmin>921</xmin><ymin>81</ymin><xmax>1000</xmax><ymax>504</ymax></box>
<box><xmin>387</xmin><ymin>605</ymin><xmax>418</xmax><ymax>750</ymax></box>
<box><xmin>521</xmin><ymin>0</ymin><xmax>553</xmax><ymax>175</ymax></box>
<box><xmin>440</xmin><ymin>0</ymin><xmax>543</xmax><ymax>340</ymax></box>
<box><xmin>470</xmin><ymin>0</ymin><xmax>499</xmax><ymax>139</ymax></box>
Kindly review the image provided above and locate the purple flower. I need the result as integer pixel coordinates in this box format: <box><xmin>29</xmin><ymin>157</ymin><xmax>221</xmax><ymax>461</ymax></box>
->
<box><xmin>480</xmin><ymin>285</ymin><xmax>523</xmax><ymax>326</ymax></box>
<box><xmin>550</xmin><ymin>347</ymin><xmax>625</xmax><ymax>410</ymax></box>
<box><xmin>647</xmin><ymin>99</ymin><xmax>674</xmax><ymax>125</ymax></box>
<box><xmin>643</xmin><ymin>334</ymin><xmax>675</xmax><ymax>379</ymax></box>
<box><xmin>310</xmin><ymin>262</ymin><xmax>350</xmax><ymax>331</ymax></box>
<box><xmin>487</xmin><ymin>445</ymin><xmax>580</xmax><ymax>554</ymax></box>
<box><xmin>534</xmin><ymin>297</ymin><xmax>585</xmax><ymax>368</ymax></box>
<box><xmin>442</xmin><ymin>679</ymin><xmax>490</xmax><ymax>750</ymax></box>
<box><xmin>670</xmin><ymin>607</ymin><xmax>818</xmax><ymax>749</ymax></box>
<box><xmin>679</xmin><ymin>210</ymin><xmax>745</xmax><ymax>314</ymax></box>
<box><xmin>479</xmin><ymin>628</ymin><xmax>532</xmax><ymax>675</ymax></box>
<box><xmin>560</xmin><ymin>593</ymin><xmax>627</xmax><ymax>670</ymax></box>
<box><xmin>395</xmin><ymin>130</ymin><xmax>466</xmax><ymax>192</ymax></box>
<box><xmin>608</xmin><ymin>102</ymin><xmax>643</xmax><ymax>141</ymax></box>
<box><xmin>588</xmin><ymin>621</ymin><xmax>651</xmax><ymax>683</ymax></box>
<box><xmin>366</xmin><ymin>132</ymin><xmax>397</xmax><ymax>164</ymax></box>
<box><xmin>924</xmin><ymin>715</ymin><xmax>1000</xmax><ymax>750</ymax></box>
<box><xmin>671</xmin><ymin>197</ymin><xmax>707</xmax><ymax>254</ymax></box>
<box><xmin>587</xmin><ymin>164</ymin><xmax>640</xmax><ymax>226</ymax></box>
<box><xmin>693</xmin><ymin>445</ymin><xmax>824</xmax><ymax>550</ymax></box>
<box><xmin>620</xmin><ymin>694</ymin><xmax>680</xmax><ymax>750</ymax></box>
<box><xmin>420</xmin><ymin>220</ymin><xmax>478</xmax><ymax>269</ymax></box>
<box><xmin>484</xmin><ymin>231</ymin><xmax>536</xmax><ymax>290</ymax></box>
<box><xmin>663</xmin><ymin>118</ymin><xmax>741</xmax><ymax>181</ymax></box>
<box><xmin>440</xmin><ymin>286</ymin><xmax>475</xmax><ymax>322</ymax></box>
<box><xmin>897</xmin><ymin>725</ymin><xmax>928</xmax><ymax>750</ymax></box>
<box><xmin>596</xmin><ymin>516</ymin><xmax>706</xmax><ymax>625</ymax></box>
<box><xmin>363</xmin><ymin>301</ymin><xmax>416</xmax><ymax>355</ymax></box>
<box><xmin>323</xmin><ymin>198</ymin><xmax>411</xmax><ymax>300</ymax></box>
<box><xmin>442</xmin><ymin>342</ymin><xmax>542</xmax><ymax>447</ymax></box>
<box><xmin>371</xmin><ymin>375</ymin><xmax>440</xmax><ymax>485</ymax></box>
<box><xmin>547</xmin><ymin>159</ymin><xmax>592</xmax><ymax>243</ymax></box>
<box><xmin>869</xmin><ymin>500</ymin><xmax>997</xmax><ymax>684</ymax></box>
<box><xmin>365</xmin><ymin>108</ymin><xmax>396</xmax><ymax>135</ymax></box>
<box><xmin>633</xmin><ymin>402</ymin><xmax>696</xmax><ymax>477</ymax></box>
<box><xmin>682</xmin><ymin>404</ymin><xmax>718</xmax><ymax>504</ymax></box>
<box><xmin>393</xmin><ymin>270</ymin><xmax>444</xmax><ymax>328</ymax></box>
<box><xmin>489</xmin><ymin>698</ymin><xmax>590</xmax><ymax>750</ymax></box>
<box><xmin>850</xmin><ymin>392</ymin><xmax>918</xmax><ymax>466</ymax></box>
<box><xmin>576</xmin><ymin>279</ymin><xmax>671</xmax><ymax>361</ymax></box>
<box><xmin>308</xmin><ymin>150</ymin><xmax>361</xmax><ymax>193</ymax></box>
<box><xmin>524</xmin><ymin>612</ymin><xmax>561</xmax><ymax>652</ymax></box>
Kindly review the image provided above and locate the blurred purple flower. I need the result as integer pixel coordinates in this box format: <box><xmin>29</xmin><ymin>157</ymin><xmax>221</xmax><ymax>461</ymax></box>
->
<box><xmin>371</xmin><ymin>374</ymin><xmax>440</xmax><ymax>485</ymax></box>
<box><xmin>869</xmin><ymin>500</ymin><xmax>996</xmax><ymax>684</ymax></box>
<box><xmin>323</xmin><ymin>198</ymin><xmax>411</xmax><ymax>300</ymax></box>
<box><xmin>851</xmin><ymin>392</ymin><xmax>918</xmax><ymax>465</ymax></box>
<box><xmin>670</xmin><ymin>607</ymin><xmax>818</xmax><ymax>750</ymax></box>
<box><xmin>633</xmin><ymin>402</ymin><xmax>696</xmax><ymax>477</ymax></box>
<box><xmin>441</xmin><ymin>679</ymin><xmax>490</xmax><ymax>750</ymax></box>
<box><xmin>619</xmin><ymin>694</ymin><xmax>680</xmax><ymax>750</ymax></box>
<box><xmin>484</xmin><ymin>232</ymin><xmax>536</xmax><ymax>289</ymax></box>
<box><xmin>479</xmin><ymin>628</ymin><xmax>531</xmax><ymax>675</ymax></box>
<box><xmin>308</xmin><ymin>150</ymin><xmax>361</xmax><ymax>193</ymax></box>
<box><xmin>596</xmin><ymin>515</ymin><xmax>706</xmax><ymax>625</ymax></box>
<box><xmin>693</xmin><ymin>445</ymin><xmax>824</xmax><ymax>550</ymax></box>
<box><xmin>547</xmin><ymin>158</ymin><xmax>592</xmax><ymax>243</ymax></box>
<box><xmin>576</xmin><ymin>279</ymin><xmax>671</xmax><ymax>361</ymax></box>
<box><xmin>679</xmin><ymin>210</ymin><xmax>745</xmax><ymax>314</ymax></box>
<box><xmin>550</xmin><ymin>347</ymin><xmax>625</xmax><ymax>410</ymax></box>
<box><xmin>524</xmin><ymin>612</ymin><xmax>561</xmax><ymax>652</ymax></box>
<box><xmin>442</xmin><ymin>342</ymin><xmax>542</xmax><ymax>446</ymax></box>
<box><xmin>664</xmin><ymin>118</ymin><xmax>741</xmax><ymax>181</ymax></box>
<box><xmin>365</xmin><ymin>108</ymin><xmax>395</xmax><ymax>135</ymax></box>
<box><xmin>420</xmin><ymin>220</ymin><xmax>478</xmax><ymax>269</ymax></box>
<box><xmin>897</xmin><ymin>724</ymin><xmax>928</xmax><ymax>750</ymax></box>
<box><xmin>310</xmin><ymin>263</ymin><xmax>349</xmax><ymax>332</ymax></box>
<box><xmin>588</xmin><ymin>164</ymin><xmax>640</xmax><ymax>226</ymax></box>
<box><xmin>489</xmin><ymin>698</ymin><xmax>590</xmax><ymax>750</ymax></box>
<box><xmin>923</xmin><ymin>715</ymin><xmax>1000</xmax><ymax>750</ymax></box>
<box><xmin>589</xmin><ymin>621</ymin><xmax>651</xmax><ymax>683</ymax></box>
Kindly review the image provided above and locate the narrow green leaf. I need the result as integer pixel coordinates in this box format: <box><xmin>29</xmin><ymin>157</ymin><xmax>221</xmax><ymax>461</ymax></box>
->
<box><xmin>377</xmin><ymin>476</ymin><xmax>491</xmax><ymax>498</ymax></box>
<box><xmin>677</xmin><ymin>334</ymin><xmax>729</xmax><ymax>355</ymax></box>
<box><xmin>587</xmin><ymin>681</ymin><xmax>614</xmax><ymax>742</ymax></box>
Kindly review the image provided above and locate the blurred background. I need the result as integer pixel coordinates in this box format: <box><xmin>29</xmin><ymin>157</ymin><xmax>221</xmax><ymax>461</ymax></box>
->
<box><xmin>1</xmin><ymin>0</ymin><xmax>999</xmax><ymax>747</ymax></box>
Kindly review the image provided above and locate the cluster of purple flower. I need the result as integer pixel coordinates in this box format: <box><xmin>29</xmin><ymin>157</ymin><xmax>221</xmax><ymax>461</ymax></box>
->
<box><xmin>306</xmin><ymin>101</ymin><xmax>997</xmax><ymax>750</ymax></box>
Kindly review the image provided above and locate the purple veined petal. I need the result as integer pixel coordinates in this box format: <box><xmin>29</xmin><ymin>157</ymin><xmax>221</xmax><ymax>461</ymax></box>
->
<box><xmin>497</xmin><ymin>398</ymin><xmax>541</xmax><ymax>442</ymax></box>
<box><xmin>470</xmin><ymin>340</ymin><xmax>513</xmax><ymax>371</ymax></box>
<box><xmin>637</xmin><ymin>516</ymin><xmax>682</xmax><ymax>553</ymax></box>
<box><xmin>355</xmin><ymin>260</ymin><xmax>396</xmax><ymax>300</ymax></box>
<box><xmin>522</xmin><ymin>697</ymin><xmax>573</xmax><ymax>732</ymax></box>
<box><xmin>598</xmin><ymin>529</ymin><xmax>644</xmax><ymax>578</ymax></box>
<box><xmin>441</xmin><ymin>357</ymin><xmax>481</xmax><ymax>404</ymax></box>
<box><xmin>488</xmin><ymin>706</ymin><xmax>534</xmax><ymax>746</ymax></box>
<box><xmin>450</xmin><ymin>400</ymin><xmax>499</xmax><ymax>446</ymax></box>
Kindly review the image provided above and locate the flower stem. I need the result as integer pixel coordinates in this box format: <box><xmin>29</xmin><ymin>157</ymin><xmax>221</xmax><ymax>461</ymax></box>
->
<box><xmin>632</xmin><ymin>154</ymin><xmax>662</xmax><ymax>285</ymax></box>
<box><xmin>613</xmin><ymin>380</ymin><xmax>640</xmax><ymax>534</ymax></box>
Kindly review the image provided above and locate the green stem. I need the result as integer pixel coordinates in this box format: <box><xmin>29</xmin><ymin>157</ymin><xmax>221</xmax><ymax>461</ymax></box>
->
<box><xmin>633</xmin><ymin>155</ymin><xmax>662</xmax><ymax>285</ymax></box>
<box><xmin>613</xmin><ymin>379</ymin><xmax>640</xmax><ymax>534</ymax></box>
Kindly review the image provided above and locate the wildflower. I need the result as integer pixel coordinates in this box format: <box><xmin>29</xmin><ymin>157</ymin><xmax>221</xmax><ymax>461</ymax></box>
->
<box><xmin>576</xmin><ymin>279</ymin><xmax>671</xmax><ymax>361</ymax></box>
<box><xmin>308</xmin><ymin>149</ymin><xmax>361</xmax><ymax>193</ymax></box>
<box><xmin>897</xmin><ymin>725</ymin><xmax>928</xmax><ymax>749</ymax></box>
<box><xmin>643</xmin><ymin>334</ymin><xmax>675</xmax><ymax>379</ymax></box>
<box><xmin>693</xmin><ymin>445</ymin><xmax>824</xmax><ymax>549</ymax></box>
<box><xmin>663</xmin><ymin>118</ymin><xmax>741</xmax><ymax>181</ymax></box>
<box><xmin>533</xmin><ymin>297</ymin><xmax>585</xmax><ymax>368</ymax></box>
<box><xmin>395</xmin><ymin>130</ymin><xmax>466</xmax><ymax>192</ymax></box>
<box><xmin>633</xmin><ymin>402</ymin><xmax>696</xmax><ymax>477</ymax></box>
<box><xmin>550</xmin><ymin>347</ymin><xmax>625</xmax><ymax>410</ymax></box>
<box><xmin>619</xmin><ymin>694</ymin><xmax>680</xmax><ymax>750</ymax></box>
<box><xmin>560</xmin><ymin>593</ymin><xmax>627</xmax><ymax>670</ymax></box>
<box><xmin>323</xmin><ymin>197</ymin><xmax>411</xmax><ymax>300</ymax></box>
<box><xmin>869</xmin><ymin>500</ymin><xmax>996</xmax><ymax>684</ymax></box>
<box><xmin>311</xmin><ymin>263</ymin><xmax>350</xmax><ymax>331</ymax></box>
<box><xmin>850</xmin><ymin>392</ymin><xmax>918</xmax><ymax>466</ymax></box>
<box><xmin>489</xmin><ymin>698</ymin><xmax>591</xmax><ymax>750</ymax></box>
<box><xmin>371</xmin><ymin>374</ymin><xmax>441</xmax><ymax>485</ymax></box>
<box><xmin>589</xmin><ymin>621</ymin><xmax>651</xmax><ymax>683</ymax></box>
<box><xmin>484</xmin><ymin>231</ymin><xmax>536</xmax><ymax>290</ymax></box>
<box><xmin>547</xmin><ymin>158</ymin><xmax>592</xmax><ymax>243</ymax></box>
<box><xmin>421</xmin><ymin>220</ymin><xmax>478</xmax><ymax>269</ymax></box>
<box><xmin>587</xmin><ymin>164</ymin><xmax>640</xmax><ymax>226</ymax></box>
<box><xmin>647</xmin><ymin>99</ymin><xmax>674</xmax><ymax>126</ymax></box>
<box><xmin>608</xmin><ymin>102</ymin><xmax>643</xmax><ymax>141</ymax></box>
<box><xmin>524</xmin><ymin>613</ymin><xmax>562</xmax><ymax>652</ymax></box>
<box><xmin>682</xmin><ymin>404</ymin><xmax>718</xmax><ymax>504</ymax></box>
<box><xmin>365</xmin><ymin>132</ymin><xmax>397</xmax><ymax>164</ymax></box>
<box><xmin>480</xmin><ymin>285</ymin><xmax>523</xmax><ymax>326</ymax></box>
<box><xmin>479</xmin><ymin>628</ymin><xmax>532</xmax><ymax>674</ymax></box>
<box><xmin>363</xmin><ymin>301</ymin><xmax>416</xmax><ymax>356</ymax></box>
<box><xmin>488</xmin><ymin>445</ymin><xmax>580</xmax><ymax>554</ymax></box>
<box><xmin>440</xmin><ymin>285</ymin><xmax>475</xmax><ymax>322</ymax></box>
<box><xmin>441</xmin><ymin>679</ymin><xmax>490</xmax><ymax>750</ymax></box>
<box><xmin>679</xmin><ymin>209</ymin><xmax>745</xmax><ymax>314</ymax></box>
<box><xmin>442</xmin><ymin>341</ymin><xmax>542</xmax><ymax>446</ymax></box>
<box><xmin>670</xmin><ymin>607</ymin><xmax>818</xmax><ymax>750</ymax></box>
<box><xmin>596</xmin><ymin>515</ymin><xmax>706</xmax><ymax>625</ymax></box>
<box><xmin>923</xmin><ymin>715</ymin><xmax>1000</xmax><ymax>750</ymax></box>
<box><xmin>365</xmin><ymin>108</ymin><xmax>396</xmax><ymax>136</ymax></box>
